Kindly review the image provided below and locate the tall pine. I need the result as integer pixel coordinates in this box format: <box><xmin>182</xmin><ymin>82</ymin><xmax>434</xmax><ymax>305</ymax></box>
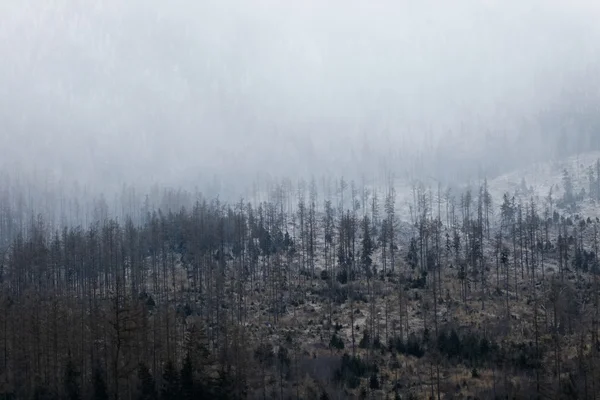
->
<box><xmin>161</xmin><ymin>360</ymin><xmax>180</xmax><ymax>400</ymax></box>
<box><xmin>137</xmin><ymin>363</ymin><xmax>157</xmax><ymax>400</ymax></box>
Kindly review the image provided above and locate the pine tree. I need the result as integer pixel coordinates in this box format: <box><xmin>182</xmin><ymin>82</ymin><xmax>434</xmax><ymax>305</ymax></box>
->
<box><xmin>369</xmin><ymin>373</ymin><xmax>380</xmax><ymax>390</ymax></box>
<box><xmin>161</xmin><ymin>360</ymin><xmax>180</xmax><ymax>400</ymax></box>
<box><xmin>406</xmin><ymin>238</ymin><xmax>419</xmax><ymax>270</ymax></box>
<box><xmin>92</xmin><ymin>366</ymin><xmax>109</xmax><ymax>400</ymax></box>
<box><xmin>214</xmin><ymin>369</ymin><xmax>236</xmax><ymax>400</ymax></box>
<box><xmin>180</xmin><ymin>354</ymin><xmax>195</xmax><ymax>400</ymax></box>
<box><xmin>64</xmin><ymin>358</ymin><xmax>81</xmax><ymax>400</ymax></box>
<box><xmin>385</xmin><ymin>183</ymin><xmax>396</xmax><ymax>272</ymax></box>
<box><xmin>33</xmin><ymin>385</ymin><xmax>58</xmax><ymax>400</ymax></box>
<box><xmin>562</xmin><ymin>169</ymin><xmax>574</xmax><ymax>205</ymax></box>
<box><xmin>483</xmin><ymin>177</ymin><xmax>493</xmax><ymax>239</ymax></box>
<box><xmin>254</xmin><ymin>343</ymin><xmax>274</xmax><ymax>400</ymax></box>
<box><xmin>500</xmin><ymin>193</ymin><xmax>514</xmax><ymax>235</ymax></box>
<box><xmin>596</xmin><ymin>159</ymin><xmax>600</xmax><ymax>201</ymax></box>
<box><xmin>361</xmin><ymin>215</ymin><xmax>374</xmax><ymax>276</ymax></box>
<box><xmin>137</xmin><ymin>363</ymin><xmax>157</xmax><ymax>400</ymax></box>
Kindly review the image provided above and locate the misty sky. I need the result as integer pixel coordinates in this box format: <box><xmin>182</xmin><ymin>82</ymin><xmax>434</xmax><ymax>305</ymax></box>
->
<box><xmin>1</xmin><ymin>0</ymin><xmax>599</xmax><ymax>190</ymax></box>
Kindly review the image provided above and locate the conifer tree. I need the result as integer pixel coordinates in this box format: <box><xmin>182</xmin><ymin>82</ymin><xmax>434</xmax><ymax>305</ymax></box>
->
<box><xmin>180</xmin><ymin>354</ymin><xmax>195</xmax><ymax>400</ymax></box>
<box><xmin>361</xmin><ymin>215</ymin><xmax>373</xmax><ymax>275</ymax></box>
<box><xmin>161</xmin><ymin>360</ymin><xmax>179</xmax><ymax>400</ymax></box>
<box><xmin>64</xmin><ymin>358</ymin><xmax>81</xmax><ymax>400</ymax></box>
<box><xmin>93</xmin><ymin>366</ymin><xmax>109</xmax><ymax>400</ymax></box>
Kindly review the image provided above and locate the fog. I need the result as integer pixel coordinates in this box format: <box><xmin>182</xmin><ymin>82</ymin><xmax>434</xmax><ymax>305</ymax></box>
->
<box><xmin>1</xmin><ymin>0</ymin><xmax>599</xmax><ymax>193</ymax></box>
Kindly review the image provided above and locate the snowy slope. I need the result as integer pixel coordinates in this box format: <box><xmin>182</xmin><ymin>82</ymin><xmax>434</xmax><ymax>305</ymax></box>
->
<box><xmin>488</xmin><ymin>151</ymin><xmax>600</xmax><ymax>217</ymax></box>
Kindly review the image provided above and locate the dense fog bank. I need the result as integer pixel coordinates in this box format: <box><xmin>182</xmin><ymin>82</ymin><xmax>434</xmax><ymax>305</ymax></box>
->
<box><xmin>1</xmin><ymin>0</ymin><xmax>599</xmax><ymax>191</ymax></box>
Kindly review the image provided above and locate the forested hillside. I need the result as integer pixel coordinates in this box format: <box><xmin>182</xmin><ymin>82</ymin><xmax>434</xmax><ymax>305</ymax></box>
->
<box><xmin>2</xmin><ymin>0</ymin><xmax>600</xmax><ymax>398</ymax></box>
<box><xmin>0</xmin><ymin>154</ymin><xmax>599</xmax><ymax>399</ymax></box>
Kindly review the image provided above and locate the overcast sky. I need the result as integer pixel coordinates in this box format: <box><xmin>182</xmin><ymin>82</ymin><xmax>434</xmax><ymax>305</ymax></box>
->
<box><xmin>1</xmin><ymin>0</ymin><xmax>599</xmax><ymax>191</ymax></box>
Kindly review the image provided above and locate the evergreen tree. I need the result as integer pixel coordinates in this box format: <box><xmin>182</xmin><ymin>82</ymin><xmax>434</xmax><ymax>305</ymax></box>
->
<box><xmin>500</xmin><ymin>193</ymin><xmax>514</xmax><ymax>233</ymax></box>
<box><xmin>369</xmin><ymin>373</ymin><xmax>380</xmax><ymax>390</ymax></box>
<box><xmin>137</xmin><ymin>363</ymin><xmax>157</xmax><ymax>400</ymax></box>
<box><xmin>562</xmin><ymin>169</ymin><xmax>574</xmax><ymax>205</ymax></box>
<box><xmin>406</xmin><ymin>238</ymin><xmax>419</xmax><ymax>270</ymax></box>
<box><xmin>214</xmin><ymin>370</ymin><xmax>236</xmax><ymax>400</ymax></box>
<box><xmin>596</xmin><ymin>159</ymin><xmax>600</xmax><ymax>201</ymax></box>
<box><xmin>255</xmin><ymin>343</ymin><xmax>275</xmax><ymax>399</ymax></box>
<box><xmin>32</xmin><ymin>386</ymin><xmax>57</xmax><ymax>400</ymax></box>
<box><xmin>92</xmin><ymin>366</ymin><xmax>109</xmax><ymax>400</ymax></box>
<box><xmin>361</xmin><ymin>215</ymin><xmax>374</xmax><ymax>275</ymax></box>
<box><xmin>64</xmin><ymin>358</ymin><xmax>80</xmax><ymax>400</ymax></box>
<box><xmin>180</xmin><ymin>354</ymin><xmax>195</xmax><ymax>400</ymax></box>
<box><xmin>385</xmin><ymin>183</ymin><xmax>397</xmax><ymax>272</ymax></box>
<box><xmin>161</xmin><ymin>360</ymin><xmax>180</xmax><ymax>400</ymax></box>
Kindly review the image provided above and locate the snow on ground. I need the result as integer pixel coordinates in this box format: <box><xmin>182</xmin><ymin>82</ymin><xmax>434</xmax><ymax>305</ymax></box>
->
<box><xmin>488</xmin><ymin>151</ymin><xmax>600</xmax><ymax>217</ymax></box>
